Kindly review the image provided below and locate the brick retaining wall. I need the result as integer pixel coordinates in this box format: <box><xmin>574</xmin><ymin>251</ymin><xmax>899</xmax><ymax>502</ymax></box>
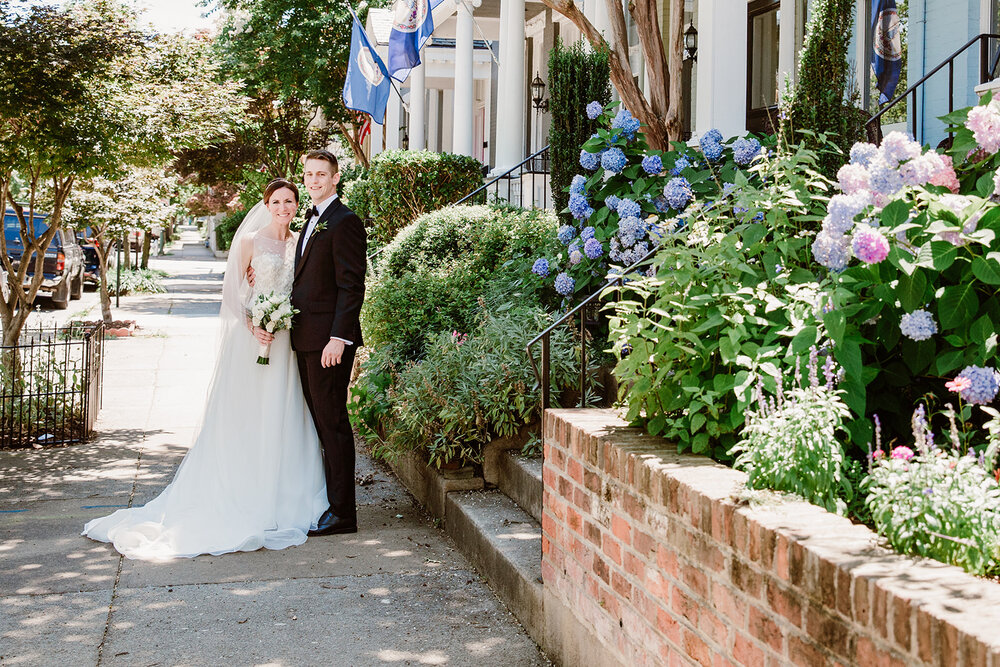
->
<box><xmin>540</xmin><ymin>409</ymin><xmax>1000</xmax><ymax>666</ymax></box>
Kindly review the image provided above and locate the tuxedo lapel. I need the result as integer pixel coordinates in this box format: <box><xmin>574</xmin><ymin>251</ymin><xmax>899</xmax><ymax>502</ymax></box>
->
<box><xmin>294</xmin><ymin>199</ymin><xmax>342</xmax><ymax>281</ymax></box>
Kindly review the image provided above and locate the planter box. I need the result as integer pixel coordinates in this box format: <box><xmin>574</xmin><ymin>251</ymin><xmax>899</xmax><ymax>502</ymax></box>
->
<box><xmin>386</xmin><ymin>450</ymin><xmax>483</xmax><ymax>519</ymax></box>
<box><xmin>540</xmin><ymin>408</ymin><xmax>1000</xmax><ymax>667</ymax></box>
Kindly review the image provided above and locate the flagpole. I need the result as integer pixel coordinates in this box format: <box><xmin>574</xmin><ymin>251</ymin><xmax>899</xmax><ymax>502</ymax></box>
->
<box><xmin>346</xmin><ymin>5</ymin><xmax>410</xmax><ymax>114</ymax></box>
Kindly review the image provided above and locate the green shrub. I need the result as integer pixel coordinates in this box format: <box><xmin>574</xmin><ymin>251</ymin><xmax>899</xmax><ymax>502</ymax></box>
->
<box><xmin>214</xmin><ymin>209</ymin><xmax>247</xmax><ymax>251</ymax></box>
<box><xmin>362</xmin><ymin>204</ymin><xmax>560</xmax><ymax>359</ymax></box>
<box><xmin>104</xmin><ymin>267</ymin><xmax>168</xmax><ymax>296</ymax></box>
<box><xmin>354</xmin><ymin>306</ymin><xmax>582</xmax><ymax>467</ymax></box>
<box><xmin>548</xmin><ymin>39</ymin><xmax>611</xmax><ymax>219</ymax></box>
<box><xmin>367</xmin><ymin>150</ymin><xmax>483</xmax><ymax>243</ymax></box>
<box><xmin>342</xmin><ymin>176</ymin><xmax>371</xmax><ymax>222</ymax></box>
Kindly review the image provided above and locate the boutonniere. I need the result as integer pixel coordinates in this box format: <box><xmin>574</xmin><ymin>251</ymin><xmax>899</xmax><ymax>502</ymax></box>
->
<box><xmin>312</xmin><ymin>221</ymin><xmax>327</xmax><ymax>234</ymax></box>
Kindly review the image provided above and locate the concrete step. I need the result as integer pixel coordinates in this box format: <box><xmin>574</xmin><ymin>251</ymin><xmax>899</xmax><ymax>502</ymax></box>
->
<box><xmin>446</xmin><ymin>490</ymin><xmax>544</xmax><ymax>647</ymax></box>
<box><xmin>496</xmin><ymin>451</ymin><xmax>543</xmax><ymax>524</ymax></box>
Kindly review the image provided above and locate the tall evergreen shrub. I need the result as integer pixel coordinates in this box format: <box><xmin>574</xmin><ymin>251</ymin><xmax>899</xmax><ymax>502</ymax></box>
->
<box><xmin>548</xmin><ymin>40</ymin><xmax>612</xmax><ymax>218</ymax></box>
<box><xmin>780</xmin><ymin>0</ymin><xmax>865</xmax><ymax>175</ymax></box>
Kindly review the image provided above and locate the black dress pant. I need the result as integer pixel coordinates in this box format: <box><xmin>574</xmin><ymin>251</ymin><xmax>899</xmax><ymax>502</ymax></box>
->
<box><xmin>297</xmin><ymin>345</ymin><xmax>357</xmax><ymax>522</ymax></box>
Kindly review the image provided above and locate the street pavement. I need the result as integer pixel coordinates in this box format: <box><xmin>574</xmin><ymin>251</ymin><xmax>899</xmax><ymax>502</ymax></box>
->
<box><xmin>0</xmin><ymin>227</ymin><xmax>547</xmax><ymax>666</ymax></box>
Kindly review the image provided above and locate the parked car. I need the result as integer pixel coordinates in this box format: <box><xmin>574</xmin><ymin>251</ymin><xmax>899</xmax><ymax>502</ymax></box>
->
<box><xmin>3</xmin><ymin>207</ymin><xmax>85</xmax><ymax>309</ymax></box>
<box><xmin>76</xmin><ymin>236</ymin><xmax>101</xmax><ymax>286</ymax></box>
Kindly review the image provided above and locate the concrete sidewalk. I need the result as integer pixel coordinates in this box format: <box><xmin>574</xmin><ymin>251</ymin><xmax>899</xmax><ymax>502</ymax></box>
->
<box><xmin>0</xmin><ymin>229</ymin><xmax>547</xmax><ymax>666</ymax></box>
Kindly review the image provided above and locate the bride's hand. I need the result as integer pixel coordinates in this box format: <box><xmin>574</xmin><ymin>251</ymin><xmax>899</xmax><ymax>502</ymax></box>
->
<box><xmin>246</xmin><ymin>265</ymin><xmax>256</xmax><ymax>287</ymax></box>
<box><xmin>252</xmin><ymin>326</ymin><xmax>274</xmax><ymax>345</ymax></box>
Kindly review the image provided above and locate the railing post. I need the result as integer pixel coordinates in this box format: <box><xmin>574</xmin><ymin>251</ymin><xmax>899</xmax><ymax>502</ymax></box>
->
<box><xmin>911</xmin><ymin>88</ymin><xmax>918</xmax><ymax>142</ymax></box>
<box><xmin>541</xmin><ymin>333</ymin><xmax>550</xmax><ymax>410</ymax></box>
<box><xmin>578</xmin><ymin>311</ymin><xmax>586</xmax><ymax>407</ymax></box>
<box><xmin>982</xmin><ymin>34</ymin><xmax>990</xmax><ymax>84</ymax></box>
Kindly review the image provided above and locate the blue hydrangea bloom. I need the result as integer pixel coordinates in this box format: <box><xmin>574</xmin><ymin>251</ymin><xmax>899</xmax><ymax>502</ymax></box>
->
<box><xmin>584</xmin><ymin>238</ymin><xmax>603</xmax><ymax>259</ymax></box>
<box><xmin>569</xmin><ymin>250</ymin><xmax>583</xmax><ymax>265</ymax></box>
<box><xmin>869</xmin><ymin>162</ymin><xmax>903</xmax><ymax>196</ymax></box>
<box><xmin>752</xmin><ymin>211</ymin><xmax>765</xmax><ymax>222</ymax></box>
<box><xmin>899</xmin><ymin>309</ymin><xmax>937</xmax><ymax>342</ymax></box>
<box><xmin>811</xmin><ymin>232</ymin><xmax>851</xmax><ymax>272</ymax></box>
<box><xmin>554</xmin><ymin>272</ymin><xmax>575</xmax><ymax>296</ymax></box>
<box><xmin>579</xmin><ymin>150</ymin><xmax>600</xmax><ymax>171</ymax></box>
<box><xmin>663</xmin><ymin>177</ymin><xmax>693</xmax><ymax>210</ymax></box>
<box><xmin>581</xmin><ymin>226</ymin><xmax>596</xmax><ymax>242</ymax></box>
<box><xmin>701</xmin><ymin>139</ymin><xmax>723</xmax><ymax>162</ymax></box>
<box><xmin>618</xmin><ymin>216</ymin><xmax>641</xmax><ymax>238</ymax></box>
<box><xmin>616</xmin><ymin>198</ymin><xmax>641</xmax><ymax>219</ymax></box>
<box><xmin>703</xmin><ymin>128</ymin><xmax>723</xmax><ymax>144</ymax></box>
<box><xmin>652</xmin><ymin>195</ymin><xmax>670</xmax><ymax>212</ymax></box>
<box><xmin>604</xmin><ymin>195</ymin><xmax>620</xmax><ymax>211</ymax></box>
<box><xmin>569</xmin><ymin>193</ymin><xmax>592</xmax><ymax>220</ymax></box>
<box><xmin>670</xmin><ymin>156</ymin><xmax>691</xmax><ymax>175</ymax></box>
<box><xmin>601</xmin><ymin>147</ymin><xmax>627</xmax><ymax>173</ymax></box>
<box><xmin>641</xmin><ymin>154</ymin><xmax>663</xmax><ymax>175</ymax></box>
<box><xmin>557</xmin><ymin>225</ymin><xmax>577</xmax><ymax>245</ymax></box>
<box><xmin>732</xmin><ymin>137</ymin><xmax>762</xmax><ymax>166</ymax></box>
<box><xmin>569</xmin><ymin>174</ymin><xmax>587</xmax><ymax>194</ymax></box>
<box><xmin>611</xmin><ymin>107</ymin><xmax>641</xmax><ymax>139</ymax></box>
<box><xmin>586</xmin><ymin>101</ymin><xmax>603</xmax><ymax>120</ymax></box>
<box><xmin>849</xmin><ymin>142</ymin><xmax>879</xmax><ymax>167</ymax></box>
<box><xmin>531</xmin><ymin>258</ymin><xmax>549</xmax><ymax>277</ymax></box>
<box><xmin>956</xmin><ymin>365</ymin><xmax>1000</xmax><ymax>405</ymax></box>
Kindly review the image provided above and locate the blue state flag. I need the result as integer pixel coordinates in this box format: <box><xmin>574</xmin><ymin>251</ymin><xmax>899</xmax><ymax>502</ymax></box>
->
<box><xmin>871</xmin><ymin>0</ymin><xmax>903</xmax><ymax>104</ymax></box>
<box><xmin>387</xmin><ymin>0</ymin><xmax>439</xmax><ymax>82</ymax></box>
<box><xmin>342</xmin><ymin>18</ymin><xmax>391</xmax><ymax>125</ymax></box>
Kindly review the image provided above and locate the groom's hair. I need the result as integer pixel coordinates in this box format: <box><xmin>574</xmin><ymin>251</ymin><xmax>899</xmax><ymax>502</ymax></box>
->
<box><xmin>304</xmin><ymin>150</ymin><xmax>339</xmax><ymax>174</ymax></box>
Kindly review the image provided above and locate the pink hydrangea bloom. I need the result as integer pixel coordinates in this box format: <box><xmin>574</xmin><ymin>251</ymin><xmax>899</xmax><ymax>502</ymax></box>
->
<box><xmin>994</xmin><ymin>166</ymin><xmax>1000</xmax><ymax>196</ymax></box>
<box><xmin>928</xmin><ymin>154</ymin><xmax>959</xmax><ymax>193</ymax></box>
<box><xmin>851</xmin><ymin>224</ymin><xmax>890</xmax><ymax>264</ymax></box>
<box><xmin>891</xmin><ymin>446</ymin><xmax>915</xmax><ymax>461</ymax></box>
<box><xmin>837</xmin><ymin>163</ymin><xmax>870</xmax><ymax>194</ymax></box>
<box><xmin>965</xmin><ymin>101</ymin><xmax>1000</xmax><ymax>153</ymax></box>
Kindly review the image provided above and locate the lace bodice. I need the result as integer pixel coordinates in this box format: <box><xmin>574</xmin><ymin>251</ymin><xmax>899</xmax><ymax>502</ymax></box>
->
<box><xmin>250</xmin><ymin>234</ymin><xmax>295</xmax><ymax>300</ymax></box>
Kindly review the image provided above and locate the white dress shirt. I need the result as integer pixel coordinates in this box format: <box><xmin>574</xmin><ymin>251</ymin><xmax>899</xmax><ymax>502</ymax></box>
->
<box><xmin>300</xmin><ymin>193</ymin><xmax>353</xmax><ymax>347</ymax></box>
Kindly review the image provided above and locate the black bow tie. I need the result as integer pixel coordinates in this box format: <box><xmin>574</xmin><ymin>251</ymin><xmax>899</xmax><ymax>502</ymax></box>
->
<box><xmin>306</xmin><ymin>206</ymin><xmax>319</xmax><ymax>219</ymax></box>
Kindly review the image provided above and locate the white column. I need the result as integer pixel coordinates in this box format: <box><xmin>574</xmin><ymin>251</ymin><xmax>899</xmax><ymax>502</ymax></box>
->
<box><xmin>409</xmin><ymin>56</ymin><xmax>426</xmax><ymax>151</ymax></box>
<box><xmin>442</xmin><ymin>89</ymin><xmax>455</xmax><ymax>153</ymax></box>
<box><xmin>453</xmin><ymin>0</ymin><xmax>476</xmax><ymax>156</ymax></box>
<box><xmin>370</xmin><ymin>116</ymin><xmax>384</xmax><ymax>158</ymax></box>
<box><xmin>777</xmin><ymin>0</ymin><xmax>796</xmax><ymax>93</ymax></box>
<box><xmin>385</xmin><ymin>86</ymin><xmax>402</xmax><ymax>150</ymax></box>
<box><xmin>428</xmin><ymin>89</ymin><xmax>441</xmax><ymax>152</ymax></box>
<box><xmin>594</xmin><ymin>0</ymin><xmax>611</xmax><ymax>38</ymax></box>
<box><xmin>494</xmin><ymin>0</ymin><xmax>525</xmax><ymax>171</ymax></box>
<box><xmin>694</xmin><ymin>0</ymin><xmax>747</xmax><ymax>138</ymax></box>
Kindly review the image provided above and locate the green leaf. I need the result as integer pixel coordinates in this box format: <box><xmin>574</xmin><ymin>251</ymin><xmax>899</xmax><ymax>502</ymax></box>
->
<box><xmin>971</xmin><ymin>255</ymin><xmax>1000</xmax><ymax>285</ymax></box>
<box><xmin>929</xmin><ymin>242</ymin><xmax>959</xmax><ymax>271</ymax></box>
<box><xmin>791</xmin><ymin>325</ymin><xmax>819</xmax><ymax>353</ymax></box>
<box><xmin>971</xmin><ymin>314</ymin><xmax>993</xmax><ymax>344</ymax></box>
<box><xmin>741</xmin><ymin>224</ymin><xmax>766</xmax><ymax>248</ymax></box>
<box><xmin>938</xmin><ymin>283</ymin><xmax>979</xmax><ymax>330</ymax></box>
<box><xmin>880</xmin><ymin>199</ymin><xmax>910</xmax><ymax>227</ymax></box>
<box><xmin>690</xmin><ymin>412</ymin><xmax>706</xmax><ymax>433</ymax></box>
<box><xmin>978</xmin><ymin>173</ymin><xmax>995</xmax><ymax>198</ymax></box>
<box><xmin>691</xmin><ymin>432</ymin><xmax>710</xmax><ymax>454</ymax></box>
<box><xmin>935</xmin><ymin>349</ymin><xmax>966</xmax><ymax>376</ymax></box>
<box><xmin>823</xmin><ymin>310</ymin><xmax>846</xmax><ymax>345</ymax></box>
<box><xmin>835</xmin><ymin>337</ymin><xmax>863</xmax><ymax>381</ymax></box>
<box><xmin>897</xmin><ymin>270</ymin><xmax>927</xmax><ymax>312</ymax></box>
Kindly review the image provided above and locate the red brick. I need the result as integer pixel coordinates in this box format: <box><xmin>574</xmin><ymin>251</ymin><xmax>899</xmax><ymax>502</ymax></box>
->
<box><xmin>557</xmin><ymin>474</ymin><xmax>572</xmax><ymax>500</ymax></box>
<box><xmin>682</xmin><ymin>627</ymin><xmax>713</xmax><ymax>667</ymax></box>
<box><xmin>766</xmin><ymin>580</ymin><xmax>803</xmax><ymax>628</ymax></box>
<box><xmin>730</xmin><ymin>559</ymin><xmax>762</xmax><ymax>599</ymax></box>
<box><xmin>567</xmin><ymin>457</ymin><xmax>583</xmax><ymax>484</ymax></box>
<box><xmin>658</xmin><ymin>544</ymin><xmax>680</xmax><ymax>579</ymax></box>
<box><xmin>662</xmin><ymin>476</ymin><xmax>681</xmax><ymax>514</ymax></box>
<box><xmin>682</xmin><ymin>563</ymin><xmax>709</xmax><ymax>600</ymax></box>
<box><xmin>816</xmin><ymin>557</ymin><xmax>837</xmax><ymax>610</ymax></box>
<box><xmin>624</xmin><ymin>549</ymin><xmax>645</xmax><ymax>580</ymax></box>
<box><xmin>712</xmin><ymin>502</ymin><xmax>733</xmax><ymax>543</ymax></box>
<box><xmin>732</xmin><ymin>511</ymin><xmax>750</xmax><ymax>552</ymax></box>
<box><xmin>733</xmin><ymin>634</ymin><xmax>765</xmax><ymax>667</ymax></box>
<box><xmin>551</xmin><ymin>445</ymin><xmax>566</xmax><ymax>470</ymax></box>
<box><xmin>892</xmin><ymin>595</ymin><xmax>911</xmax><ymax>652</ymax></box>
<box><xmin>759</xmin><ymin>528</ymin><xmax>776</xmax><ymax>569</ymax></box>
<box><xmin>748</xmin><ymin>605</ymin><xmax>783</xmax><ymax>653</ymax></box>
<box><xmin>836</xmin><ymin>569</ymin><xmax>852</xmax><ymax>618</ymax></box>
<box><xmin>584</xmin><ymin>520</ymin><xmax>602</xmax><ymax>546</ymax></box>
<box><xmin>593</xmin><ymin>553</ymin><xmax>610</xmax><ymax>584</ymax></box>
<box><xmin>566</xmin><ymin>506</ymin><xmax>582</xmax><ymax>535</ymax></box>
<box><xmin>657</xmin><ymin>605</ymin><xmax>681</xmax><ymax>644</ymax></box>
<box><xmin>916</xmin><ymin>607</ymin><xmax>934</xmax><ymax>663</ymax></box>
<box><xmin>542</xmin><ymin>465</ymin><xmax>558</xmax><ymax>491</ymax></box>
<box><xmin>697</xmin><ymin>606</ymin><xmax>729</xmax><ymax>646</ymax></box>
<box><xmin>541</xmin><ymin>512</ymin><xmax>558</xmax><ymax>540</ymax></box>
<box><xmin>940</xmin><ymin>621</ymin><xmax>958</xmax><ymax>667</ymax></box>
<box><xmin>788</xmin><ymin>540</ymin><xmax>806</xmax><ymax>587</ymax></box>
<box><xmin>612</xmin><ymin>570</ymin><xmax>632</xmax><ymax>598</ymax></box>
<box><xmin>672</xmin><ymin>585</ymin><xmax>698</xmax><ymax>623</ymax></box>
<box><xmin>546</xmin><ymin>491</ymin><xmax>565</xmax><ymax>523</ymax></box>
<box><xmin>872</xmin><ymin>585</ymin><xmax>889</xmax><ymax>640</ymax></box>
<box><xmin>698</xmin><ymin>537</ymin><xmax>727</xmax><ymax>573</ymax></box>
<box><xmin>713</xmin><ymin>654</ymin><xmax>737</xmax><ymax>667</ymax></box>
<box><xmin>633</xmin><ymin>527</ymin><xmax>655</xmax><ymax>557</ymax></box>
<box><xmin>624</xmin><ymin>490</ymin><xmax>646</xmax><ymax>521</ymax></box>
<box><xmin>711</xmin><ymin>583</ymin><xmax>745</xmax><ymax>625</ymax></box>
<box><xmin>611</xmin><ymin>514</ymin><xmax>631</xmax><ymax>543</ymax></box>
<box><xmin>788</xmin><ymin>636</ymin><xmax>825</xmax><ymax>667</ymax></box>
<box><xmin>602</xmin><ymin>534</ymin><xmax>622</xmax><ymax>565</ymax></box>
<box><xmin>572</xmin><ymin>485</ymin><xmax>591</xmax><ymax>513</ymax></box>
<box><xmin>571</xmin><ymin>535</ymin><xmax>589</xmax><ymax>564</ymax></box>
<box><xmin>853</xmin><ymin>577</ymin><xmax>870</xmax><ymax>625</ymax></box>
<box><xmin>806</xmin><ymin>605</ymin><xmax>849</xmax><ymax>659</ymax></box>
<box><xmin>584</xmin><ymin>469</ymin><xmax>601</xmax><ymax>494</ymax></box>
<box><xmin>855</xmin><ymin>636</ymin><xmax>878</xmax><ymax>667</ymax></box>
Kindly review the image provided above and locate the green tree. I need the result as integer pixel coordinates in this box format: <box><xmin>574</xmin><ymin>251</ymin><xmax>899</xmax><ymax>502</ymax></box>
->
<box><xmin>548</xmin><ymin>39</ymin><xmax>612</xmax><ymax>218</ymax></box>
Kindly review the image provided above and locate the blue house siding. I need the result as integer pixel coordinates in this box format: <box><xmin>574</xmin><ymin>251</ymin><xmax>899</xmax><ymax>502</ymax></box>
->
<box><xmin>909</xmin><ymin>0</ymin><xmax>982</xmax><ymax>147</ymax></box>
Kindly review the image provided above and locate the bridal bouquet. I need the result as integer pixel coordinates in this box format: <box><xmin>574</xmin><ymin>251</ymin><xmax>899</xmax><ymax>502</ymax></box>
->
<box><xmin>249</xmin><ymin>292</ymin><xmax>297</xmax><ymax>365</ymax></box>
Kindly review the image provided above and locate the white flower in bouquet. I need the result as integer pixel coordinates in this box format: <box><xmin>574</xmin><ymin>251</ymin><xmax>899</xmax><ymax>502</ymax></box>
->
<box><xmin>250</xmin><ymin>292</ymin><xmax>299</xmax><ymax>365</ymax></box>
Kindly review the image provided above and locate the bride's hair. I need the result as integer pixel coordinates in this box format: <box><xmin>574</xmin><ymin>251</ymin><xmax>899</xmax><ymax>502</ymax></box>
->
<box><xmin>263</xmin><ymin>179</ymin><xmax>299</xmax><ymax>203</ymax></box>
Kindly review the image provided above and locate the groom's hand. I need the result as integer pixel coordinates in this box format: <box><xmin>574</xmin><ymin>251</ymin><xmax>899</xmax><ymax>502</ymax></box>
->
<box><xmin>321</xmin><ymin>338</ymin><xmax>345</xmax><ymax>368</ymax></box>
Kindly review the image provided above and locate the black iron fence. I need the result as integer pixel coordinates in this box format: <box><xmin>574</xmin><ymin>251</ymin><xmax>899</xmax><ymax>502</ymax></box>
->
<box><xmin>1</xmin><ymin>321</ymin><xmax>104</xmax><ymax>448</ymax></box>
<box><xmin>455</xmin><ymin>146</ymin><xmax>552</xmax><ymax>210</ymax></box>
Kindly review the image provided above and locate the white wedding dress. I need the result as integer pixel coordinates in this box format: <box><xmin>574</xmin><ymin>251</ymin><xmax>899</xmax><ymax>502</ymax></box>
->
<box><xmin>83</xmin><ymin>214</ymin><xmax>327</xmax><ymax>560</ymax></box>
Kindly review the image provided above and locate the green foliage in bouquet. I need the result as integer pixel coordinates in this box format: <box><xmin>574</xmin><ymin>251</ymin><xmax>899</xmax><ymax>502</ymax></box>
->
<box><xmin>366</xmin><ymin>150</ymin><xmax>483</xmax><ymax>243</ymax></box>
<box><xmin>548</xmin><ymin>38</ymin><xmax>612</xmax><ymax>219</ymax></box>
<box><xmin>362</xmin><ymin>204</ymin><xmax>560</xmax><ymax>360</ymax></box>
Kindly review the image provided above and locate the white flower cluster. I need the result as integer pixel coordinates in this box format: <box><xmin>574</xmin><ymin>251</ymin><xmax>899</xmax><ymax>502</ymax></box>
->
<box><xmin>250</xmin><ymin>292</ymin><xmax>296</xmax><ymax>334</ymax></box>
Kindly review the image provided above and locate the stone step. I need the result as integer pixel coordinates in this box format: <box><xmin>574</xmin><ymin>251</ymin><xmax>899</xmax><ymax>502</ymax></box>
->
<box><xmin>495</xmin><ymin>451</ymin><xmax>543</xmax><ymax>524</ymax></box>
<box><xmin>446</xmin><ymin>490</ymin><xmax>544</xmax><ymax>647</ymax></box>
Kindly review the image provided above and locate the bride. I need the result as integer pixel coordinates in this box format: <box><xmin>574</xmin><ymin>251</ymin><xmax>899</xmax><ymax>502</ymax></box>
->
<box><xmin>83</xmin><ymin>179</ymin><xmax>327</xmax><ymax>560</ymax></box>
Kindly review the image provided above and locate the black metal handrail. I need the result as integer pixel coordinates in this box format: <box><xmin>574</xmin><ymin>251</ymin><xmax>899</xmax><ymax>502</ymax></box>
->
<box><xmin>526</xmin><ymin>244</ymin><xmax>659</xmax><ymax>410</ymax></box>
<box><xmin>867</xmin><ymin>33</ymin><xmax>1000</xmax><ymax>144</ymax></box>
<box><xmin>368</xmin><ymin>145</ymin><xmax>552</xmax><ymax>265</ymax></box>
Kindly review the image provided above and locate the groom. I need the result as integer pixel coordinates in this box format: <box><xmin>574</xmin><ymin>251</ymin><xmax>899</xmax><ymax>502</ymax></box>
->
<box><xmin>292</xmin><ymin>150</ymin><xmax>367</xmax><ymax>536</ymax></box>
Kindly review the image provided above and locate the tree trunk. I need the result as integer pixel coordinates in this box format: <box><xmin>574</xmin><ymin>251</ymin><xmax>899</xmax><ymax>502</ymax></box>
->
<box><xmin>339</xmin><ymin>121</ymin><xmax>369</xmax><ymax>169</ymax></box>
<box><xmin>122</xmin><ymin>238</ymin><xmax>131</xmax><ymax>270</ymax></box>
<box><xmin>95</xmin><ymin>238</ymin><xmax>113</xmax><ymax>325</ymax></box>
<box><xmin>140</xmin><ymin>230</ymin><xmax>151</xmax><ymax>269</ymax></box>
<box><xmin>664</xmin><ymin>0</ymin><xmax>685</xmax><ymax>139</ymax></box>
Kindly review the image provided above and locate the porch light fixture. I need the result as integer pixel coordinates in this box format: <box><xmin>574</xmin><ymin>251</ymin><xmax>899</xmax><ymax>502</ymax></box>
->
<box><xmin>531</xmin><ymin>73</ymin><xmax>549</xmax><ymax>112</ymax></box>
<box><xmin>684</xmin><ymin>22</ymin><xmax>698</xmax><ymax>62</ymax></box>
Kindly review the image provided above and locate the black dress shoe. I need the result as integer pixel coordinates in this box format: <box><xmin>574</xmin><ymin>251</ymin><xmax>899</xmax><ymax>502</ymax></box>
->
<box><xmin>308</xmin><ymin>510</ymin><xmax>357</xmax><ymax>536</ymax></box>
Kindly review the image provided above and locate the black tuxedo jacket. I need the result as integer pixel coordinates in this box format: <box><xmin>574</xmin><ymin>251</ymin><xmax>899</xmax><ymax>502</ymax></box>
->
<box><xmin>290</xmin><ymin>198</ymin><xmax>367</xmax><ymax>352</ymax></box>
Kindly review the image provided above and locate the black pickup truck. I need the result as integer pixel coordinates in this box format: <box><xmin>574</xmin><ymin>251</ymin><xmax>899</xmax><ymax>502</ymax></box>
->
<box><xmin>2</xmin><ymin>208</ymin><xmax>85</xmax><ymax>309</ymax></box>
